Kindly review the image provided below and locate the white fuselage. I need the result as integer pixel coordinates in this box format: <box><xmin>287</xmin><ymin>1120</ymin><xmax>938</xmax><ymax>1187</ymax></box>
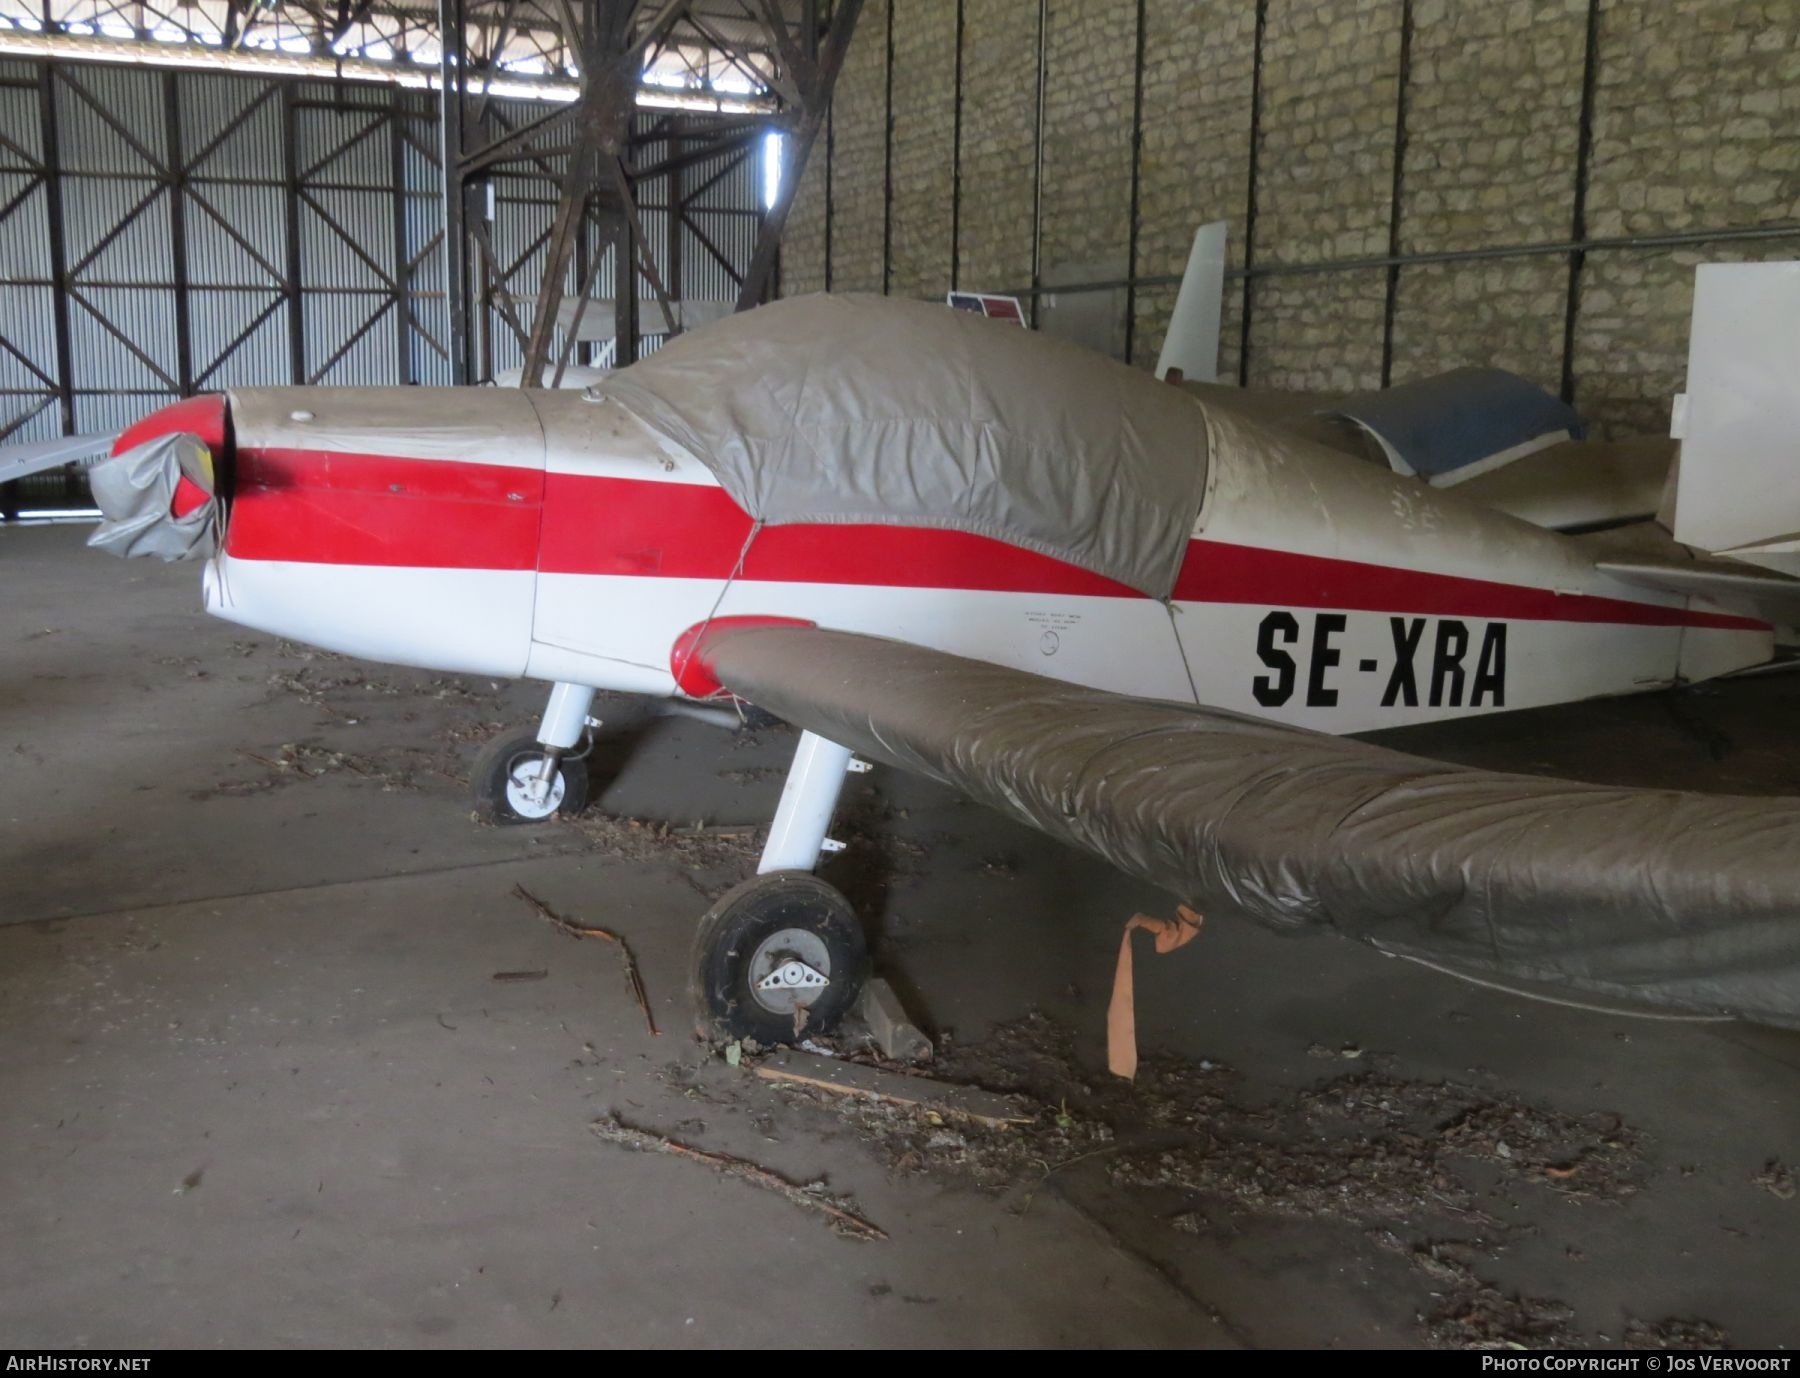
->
<box><xmin>195</xmin><ymin>386</ymin><xmax>1770</xmax><ymax>736</ymax></box>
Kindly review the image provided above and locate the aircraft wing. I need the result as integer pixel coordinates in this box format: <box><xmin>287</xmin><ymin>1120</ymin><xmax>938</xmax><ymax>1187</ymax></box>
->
<box><xmin>0</xmin><ymin>431</ymin><xmax>118</xmax><ymax>486</ymax></box>
<box><xmin>697</xmin><ymin>624</ymin><xmax>1800</xmax><ymax>1026</ymax></box>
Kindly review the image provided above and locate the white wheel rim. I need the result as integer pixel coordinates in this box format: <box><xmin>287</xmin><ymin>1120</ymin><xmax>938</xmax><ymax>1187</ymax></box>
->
<box><xmin>748</xmin><ymin>927</ymin><xmax>831</xmax><ymax>1015</ymax></box>
<box><xmin>503</xmin><ymin>752</ymin><xmax>566</xmax><ymax>820</ymax></box>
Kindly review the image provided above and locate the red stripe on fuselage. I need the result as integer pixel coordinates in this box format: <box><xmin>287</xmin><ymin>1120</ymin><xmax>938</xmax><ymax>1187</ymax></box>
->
<box><xmin>1170</xmin><ymin>540</ymin><xmax>1765</xmax><ymax>632</ymax></box>
<box><xmin>537</xmin><ymin>470</ymin><xmax>1137</xmax><ymax>596</ymax></box>
<box><xmin>227</xmin><ymin>447</ymin><xmax>542</xmax><ymax>570</ymax></box>
<box><xmin>224</xmin><ymin>452</ymin><xmax>1767</xmax><ymax>633</ymax></box>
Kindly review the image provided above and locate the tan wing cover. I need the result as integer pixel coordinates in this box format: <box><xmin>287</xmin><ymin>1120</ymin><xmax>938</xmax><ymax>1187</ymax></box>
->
<box><xmin>702</xmin><ymin>625</ymin><xmax>1800</xmax><ymax>1026</ymax></box>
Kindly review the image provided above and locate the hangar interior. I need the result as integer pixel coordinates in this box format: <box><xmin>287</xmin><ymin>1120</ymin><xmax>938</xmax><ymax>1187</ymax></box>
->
<box><xmin>3</xmin><ymin>0</ymin><xmax>1800</xmax><ymax>1352</ymax></box>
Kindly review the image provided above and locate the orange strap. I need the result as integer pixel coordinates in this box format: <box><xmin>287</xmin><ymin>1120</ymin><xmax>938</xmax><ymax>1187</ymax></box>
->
<box><xmin>1107</xmin><ymin>905</ymin><xmax>1204</xmax><ymax>1081</ymax></box>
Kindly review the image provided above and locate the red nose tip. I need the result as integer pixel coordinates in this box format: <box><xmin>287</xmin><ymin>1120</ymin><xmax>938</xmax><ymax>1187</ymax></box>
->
<box><xmin>115</xmin><ymin>394</ymin><xmax>229</xmax><ymax>458</ymax></box>
<box><xmin>170</xmin><ymin>475</ymin><xmax>211</xmax><ymax>518</ymax></box>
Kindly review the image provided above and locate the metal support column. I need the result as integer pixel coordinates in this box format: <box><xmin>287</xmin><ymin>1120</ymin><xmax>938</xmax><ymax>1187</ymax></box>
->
<box><xmin>37</xmin><ymin>62</ymin><xmax>74</xmax><ymax>439</ymax></box>
<box><xmin>1379</xmin><ymin>0</ymin><xmax>1414</xmax><ymax>388</ymax></box>
<box><xmin>438</xmin><ymin>0</ymin><xmax>471</xmax><ymax>383</ymax></box>
<box><xmin>281</xmin><ymin>81</ymin><xmax>306</xmax><ymax>384</ymax></box>
<box><xmin>162</xmin><ymin>69</ymin><xmax>194</xmax><ymax>396</ymax></box>
<box><xmin>1562</xmin><ymin>0</ymin><xmax>1603</xmax><ymax>406</ymax></box>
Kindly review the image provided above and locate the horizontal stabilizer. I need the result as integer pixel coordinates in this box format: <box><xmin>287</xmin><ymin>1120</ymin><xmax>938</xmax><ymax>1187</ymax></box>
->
<box><xmin>1596</xmin><ymin>558</ymin><xmax>1800</xmax><ymax>633</ymax></box>
<box><xmin>702</xmin><ymin>625</ymin><xmax>1800</xmax><ymax>1027</ymax></box>
<box><xmin>1587</xmin><ymin>521</ymin><xmax>1800</xmax><ymax>631</ymax></box>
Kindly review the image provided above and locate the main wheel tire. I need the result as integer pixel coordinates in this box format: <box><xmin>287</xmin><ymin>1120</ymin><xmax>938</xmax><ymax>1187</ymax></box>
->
<box><xmin>689</xmin><ymin>871</ymin><xmax>869</xmax><ymax>1044</ymax></box>
<box><xmin>471</xmin><ymin>729</ymin><xmax>590</xmax><ymax>824</ymax></box>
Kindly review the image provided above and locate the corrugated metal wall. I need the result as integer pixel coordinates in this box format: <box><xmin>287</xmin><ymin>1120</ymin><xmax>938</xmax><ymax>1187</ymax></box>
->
<box><xmin>0</xmin><ymin>58</ymin><xmax>763</xmax><ymax>479</ymax></box>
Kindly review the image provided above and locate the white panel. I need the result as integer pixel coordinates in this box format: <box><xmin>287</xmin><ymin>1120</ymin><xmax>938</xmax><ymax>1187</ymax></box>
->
<box><xmin>204</xmin><ymin>558</ymin><xmax>535</xmax><ymax>677</ymax></box>
<box><xmin>1675</xmin><ymin>261</ymin><xmax>1800</xmax><ymax>556</ymax></box>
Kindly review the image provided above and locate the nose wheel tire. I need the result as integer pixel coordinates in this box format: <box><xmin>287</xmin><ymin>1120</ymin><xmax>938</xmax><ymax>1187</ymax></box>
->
<box><xmin>471</xmin><ymin>729</ymin><xmax>590</xmax><ymax>824</ymax></box>
<box><xmin>690</xmin><ymin>871</ymin><xmax>869</xmax><ymax>1045</ymax></box>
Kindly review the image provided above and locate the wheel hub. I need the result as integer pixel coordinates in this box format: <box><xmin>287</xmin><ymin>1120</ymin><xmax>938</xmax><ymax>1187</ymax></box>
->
<box><xmin>503</xmin><ymin>752</ymin><xmax>566</xmax><ymax>819</ymax></box>
<box><xmin>748</xmin><ymin>927</ymin><xmax>831</xmax><ymax>1014</ymax></box>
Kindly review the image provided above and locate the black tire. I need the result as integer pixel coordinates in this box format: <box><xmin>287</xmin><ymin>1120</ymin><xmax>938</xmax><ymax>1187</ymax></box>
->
<box><xmin>471</xmin><ymin>728</ymin><xmax>590</xmax><ymax>824</ymax></box>
<box><xmin>689</xmin><ymin>871</ymin><xmax>869</xmax><ymax>1044</ymax></box>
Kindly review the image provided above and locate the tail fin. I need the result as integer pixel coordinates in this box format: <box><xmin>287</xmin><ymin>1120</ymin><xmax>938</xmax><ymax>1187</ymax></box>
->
<box><xmin>1672</xmin><ymin>260</ymin><xmax>1800</xmax><ymax>577</ymax></box>
<box><xmin>1154</xmin><ymin>221</ymin><xmax>1227</xmax><ymax>383</ymax></box>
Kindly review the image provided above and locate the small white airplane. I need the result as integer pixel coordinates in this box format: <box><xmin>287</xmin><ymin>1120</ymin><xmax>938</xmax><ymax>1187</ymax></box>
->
<box><xmin>15</xmin><ymin>260</ymin><xmax>1800</xmax><ymax>1046</ymax></box>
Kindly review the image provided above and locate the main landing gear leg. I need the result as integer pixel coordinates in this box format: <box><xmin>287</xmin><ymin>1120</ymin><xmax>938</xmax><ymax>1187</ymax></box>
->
<box><xmin>689</xmin><ymin>729</ymin><xmax>872</xmax><ymax>1043</ymax></box>
<box><xmin>471</xmin><ymin>681</ymin><xmax>596</xmax><ymax>824</ymax></box>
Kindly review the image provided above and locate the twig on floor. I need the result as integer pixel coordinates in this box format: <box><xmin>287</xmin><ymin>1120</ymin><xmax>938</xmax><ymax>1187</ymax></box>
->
<box><xmin>592</xmin><ymin>1114</ymin><xmax>887</xmax><ymax>1241</ymax></box>
<box><xmin>512</xmin><ymin>884</ymin><xmax>658</xmax><ymax>1037</ymax></box>
<box><xmin>237</xmin><ymin>747</ymin><xmax>312</xmax><ymax>778</ymax></box>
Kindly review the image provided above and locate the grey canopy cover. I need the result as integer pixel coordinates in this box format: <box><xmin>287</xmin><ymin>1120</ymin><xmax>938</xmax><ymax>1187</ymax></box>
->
<box><xmin>86</xmin><ymin>431</ymin><xmax>218</xmax><ymax>562</ymax></box>
<box><xmin>706</xmin><ymin>625</ymin><xmax>1800</xmax><ymax>1026</ymax></box>
<box><xmin>598</xmin><ymin>294</ymin><xmax>1210</xmax><ymax>598</ymax></box>
<box><xmin>1326</xmin><ymin>366</ymin><xmax>1584</xmax><ymax>479</ymax></box>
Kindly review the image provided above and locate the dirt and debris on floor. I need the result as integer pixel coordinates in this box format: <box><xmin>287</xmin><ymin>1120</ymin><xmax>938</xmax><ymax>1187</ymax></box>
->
<box><xmin>1749</xmin><ymin>1158</ymin><xmax>1795</xmax><ymax>1200</ymax></box>
<box><xmin>728</xmin><ymin>1013</ymin><xmax>1658</xmax><ymax>1348</ymax></box>
<box><xmin>1623</xmin><ymin>1316</ymin><xmax>1733</xmax><ymax>1349</ymax></box>
<box><xmin>240</xmin><ymin>641</ymin><xmax>771</xmax><ymax>885</ymax></box>
<box><xmin>556</xmin><ymin>812</ymin><xmax>761</xmax><ymax>882</ymax></box>
<box><xmin>592</xmin><ymin>1113</ymin><xmax>887</xmax><ymax>1241</ymax></box>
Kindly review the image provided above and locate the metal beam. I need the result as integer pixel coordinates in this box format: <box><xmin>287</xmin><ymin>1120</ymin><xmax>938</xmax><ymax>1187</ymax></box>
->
<box><xmin>1562</xmin><ymin>0</ymin><xmax>1603</xmax><ymax>406</ymax></box>
<box><xmin>1122</xmin><ymin>0</ymin><xmax>1146</xmax><ymax>364</ymax></box>
<box><xmin>1379</xmin><ymin>0</ymin><xmax>1414</xmax><ymax>388</ymax></box>
<box><xmin>281</xmin><ymin>80</ymin><xmax>306</xmax><ymax>383</ymax></box>
<box><xmin>438</xmin><ymin>0</ymin><xmax>471</xmax><ymax>382</ymax></box>
<box><xmin>37</xmin><ymin>63</ymin><xmax>74</xmax><ymax>436</ymax></box>
<box><xmin>163</xmin><ymin>67</ymin><xmax>194</xmax><ymax>395</ymax></box>
<box><xmin>735</xmin><ymin>0</ymin><xmax>865</xmax><ymax>311</ymax></box>
<box><xmin>1238</xmin><ymin>0</ymin><xmax>1268</xmax><ymax>386</ymax></box>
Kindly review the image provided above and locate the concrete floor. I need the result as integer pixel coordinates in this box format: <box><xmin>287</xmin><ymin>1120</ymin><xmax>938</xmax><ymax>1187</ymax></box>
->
<box><xmin>3</xmin><ymin>522</ymin><xmax>1798</xmax><ymax>1349</ymax></box>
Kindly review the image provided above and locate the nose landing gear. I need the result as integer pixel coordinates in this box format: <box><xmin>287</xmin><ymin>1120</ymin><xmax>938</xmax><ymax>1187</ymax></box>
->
<box><xmin>472</xmin><ymin>731</ymin><xmax>591</xmax><ymax>823</ymax></box>
<box><xmin>471</xmin><ymin>680</ymin><xmax>597</xmax><ymax>824</ymax></box>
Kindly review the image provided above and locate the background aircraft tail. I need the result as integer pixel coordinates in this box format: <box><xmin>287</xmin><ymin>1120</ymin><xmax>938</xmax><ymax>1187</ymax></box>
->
<box><xmin>1154</xmin><ymin>221</ymin><xmax>1228</xmax><ymax>384</ymax></box>
<box><xmin>1670</xmin><ymin>260</ymin><xmax>1800</xmax><ymax>579</ymax></box>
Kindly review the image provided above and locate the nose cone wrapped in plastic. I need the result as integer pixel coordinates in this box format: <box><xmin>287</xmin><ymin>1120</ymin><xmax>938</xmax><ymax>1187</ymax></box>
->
<box><xmin>87</xmin><ymin>429</ymin><xmax>219</xmax><ymax>561</ymax></box>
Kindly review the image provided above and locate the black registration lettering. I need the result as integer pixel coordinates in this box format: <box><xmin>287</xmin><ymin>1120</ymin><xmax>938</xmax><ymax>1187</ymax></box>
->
<box><xmin>1306</xmin><ymin>613</ymin><xmax>1346</xmax><ymax>707</ymax></box>
<box><xmin>1471</xmin><ymin>622</ymin><xmax>1507</xmax><ymax>707</ymax></box>
<box><xmin>1430</xmin><ymin>620</ymin><xmax>1469</xmax><ymax>708</ymax></box>
<box><xmin>1381</xmin><ymin>617</ymin><xmax>1425</xmax><ymax>707</ymax></box>
<box><xmin>1253</xmin><ymin>612</ymin><xmax>1299</xmax><ymax>707</ymax></box>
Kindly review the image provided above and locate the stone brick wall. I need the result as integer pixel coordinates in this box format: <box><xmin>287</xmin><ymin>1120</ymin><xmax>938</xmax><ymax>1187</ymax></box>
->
<box><xmin>1131</xmin><ymin>0</ymin><xmax>1259</xmax><ymax>373</ymax></box>
<box><xmin>1575</xmin><ymin>0</ymin><xmax>1800</xmax><ymax>433</ymax></box>
<box><xmin>887</xmin><ymin>0</ymin><xmax>958</xmax><ymax>300</ymax></box>
<box><xmin>955</xmin><ymin>0</ymin><xmax>1039</xmax><ymax>292</ymax></box>
<box><xmin>1384</xmin><ymin>1</ymin><xmax>1587</xmax><ymax>395</ymax></box>
<box><xmin>781</xmin><ymin>115</ymin><xmax>831</xmax><ymax>296</ymax></box>
<box><xmin>827</xmin><ymin>0</ymin><xmax>890</xmax><ymax>293</ymax></box>
<box><xmin>784</xmin><ymin>0</ymin><xmax>1799</xmax><ymax>436</ymax></box>
<box><xmin>1256</xmin><ymin>0</ymin><xmax>1403</xmax><ymax>265</ymax></box>
<box><xmin>1035</xmin><ymin>0</ymin><xmax>1137</xmax><ymax>288</ymax></box>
